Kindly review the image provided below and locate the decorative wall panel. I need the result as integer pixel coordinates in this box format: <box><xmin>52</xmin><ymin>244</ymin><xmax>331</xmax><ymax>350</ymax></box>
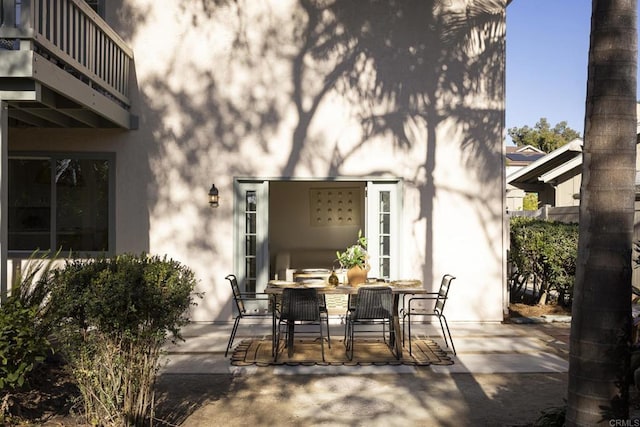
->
<box><xmin>309</xmin><ymin>187</ymin><xmax>361</xmax><ymax>227</ymax></box>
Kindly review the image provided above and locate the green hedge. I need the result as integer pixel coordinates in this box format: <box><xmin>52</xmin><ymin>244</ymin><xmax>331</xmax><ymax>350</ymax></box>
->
<box><xmin>509</xmin><ymin>217</ymin><xmax>578</xmax><ymax>306</ymax></box>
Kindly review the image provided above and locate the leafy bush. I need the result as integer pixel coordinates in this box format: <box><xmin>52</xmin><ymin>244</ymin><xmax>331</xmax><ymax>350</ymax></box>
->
<box><xmin>0</xmin><ymin>301</ymin><xmax>49</xmax><ymax>391</ymax></box>
<box><xmin>49</xmin><ymin>253</ymin><xmax>200</xmax><ymax>426</ymax></box>
<box><xmin>534</xmin><ymin>403</ymin><xmax>566</xmax><ymax>426</ymax></box>
<box><xmin>523</xmin><ymin>193</ymin><xmax>538</xmax><ymax>211</ymax></box>
<box><xmin>0</xmin><ymin>252</ymin><xmax>57</xmax><ymax>421</ymax></box>
<box><xmin>509</xmin><ymin>217</ymin><xmax>578</xmax><ymax>306</ymax></box>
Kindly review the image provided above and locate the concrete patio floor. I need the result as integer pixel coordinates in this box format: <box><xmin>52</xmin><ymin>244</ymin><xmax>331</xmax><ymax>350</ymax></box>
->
<box><xmin>152</xmin><ymin>320</ymin><xmax>574</xmax><ymax>426</ymax></box>
<box><xmin>161</xmin><ymin>320</ymin><xmax>570</xmax><ymax>376</ymax></box>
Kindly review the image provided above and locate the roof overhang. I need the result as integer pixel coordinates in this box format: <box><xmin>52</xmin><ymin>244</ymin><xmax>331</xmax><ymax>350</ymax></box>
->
<box><xmin>507</xmin><ymin>139</ymin><xmax>583</xmax><ymax>185</ymax></box>
<box><xmin>539</xmin><ymin>155</ymin><xmax>583</xmax><ymax>183</ymax></box>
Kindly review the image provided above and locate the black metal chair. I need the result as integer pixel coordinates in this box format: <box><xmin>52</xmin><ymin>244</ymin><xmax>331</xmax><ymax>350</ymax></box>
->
<box><xmin>274</xmin><ymin>287</ymin><xmax>327</xmax><ymax>362</ymax></box>
<box><xmin>401</xmin><ymin>274</ymin><xmax>456</xmax><ymax>355</ymax></box>
<box><xmin>343</xmin><ymin>293</ymin><xmax>360</xmax><ymax>342</ymax></box>
<box><xmin>294</xmin><ymin>277</ymin><xmax>331</xmax><ymax>347</ymax></box>
<box><xmin>225</xmin><ymin>274</ymin><xmax>272</xmax><ymax>357</ymax></box>
<box><xmin>345</xmin><ymin>286</ymin><xmax>396</xmax><ymax>360</ymax></box>
<box><xmin>343</xmin><ymin>279</ymin><xmax>386</xmax><ymax>339</ymax></box>
<box><xmin>318</xmin><ymin>294</ymin><xmax>331</xmax><ymax>347</ymax></box>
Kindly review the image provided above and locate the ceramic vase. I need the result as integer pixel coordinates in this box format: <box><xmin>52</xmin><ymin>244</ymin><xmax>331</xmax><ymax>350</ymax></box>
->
<box><xmin>347</xmin><ymin>265</ymin><xmax>368</xmax><ymax>286</ymax></box>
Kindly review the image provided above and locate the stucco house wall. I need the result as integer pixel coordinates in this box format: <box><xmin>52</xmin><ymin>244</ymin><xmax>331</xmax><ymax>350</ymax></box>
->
<box><xmin>7</xmin><ymin>0</ymin><xmax>508</xmax><ymax>322</ymax></box>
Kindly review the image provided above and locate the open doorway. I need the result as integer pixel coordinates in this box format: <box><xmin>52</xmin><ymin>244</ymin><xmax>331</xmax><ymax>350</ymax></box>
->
<box><xmin>269</xmin><ymin>181</ymin><xmax>365</xmax><ymax>280</ymax></box>
<box><xmin>234</xmin><ymin>179</ymin><xmax>401</xmax><ymax>292</ymax></box>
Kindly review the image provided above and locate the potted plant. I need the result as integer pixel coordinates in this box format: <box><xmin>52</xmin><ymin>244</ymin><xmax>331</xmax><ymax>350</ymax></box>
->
<box><xmin>336</xmin><ymin>231</ymin><xmax>369</xmax><ymax>285</ymax></box>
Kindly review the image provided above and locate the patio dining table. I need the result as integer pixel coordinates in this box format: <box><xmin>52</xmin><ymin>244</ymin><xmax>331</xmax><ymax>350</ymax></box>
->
<box><xmin>265</xmin><ymin>279</ymin><xmax>427</xmax><ymax>359</ymax></box>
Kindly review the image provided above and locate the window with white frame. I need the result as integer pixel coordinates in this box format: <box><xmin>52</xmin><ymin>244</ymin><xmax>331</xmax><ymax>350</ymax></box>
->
<box><xmin>8</xmin><ymin>153</ymin><xmax>114</xmax><ymax>254</ymax></box>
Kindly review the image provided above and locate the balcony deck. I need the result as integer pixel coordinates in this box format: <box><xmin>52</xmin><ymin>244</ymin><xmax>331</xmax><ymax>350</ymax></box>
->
<box><xmin>0</xmin><ymin>0</ymin><xmax>136</xmax><ymax>129</ymax></box>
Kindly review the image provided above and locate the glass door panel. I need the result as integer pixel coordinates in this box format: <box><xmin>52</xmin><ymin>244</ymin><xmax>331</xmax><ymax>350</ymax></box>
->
<box><xmin>366</xmin><ymin>181</ymin><xmax>401</xmax><ymax>280</ymax></box>
<box><xmin>235</xmin><ymin>181</ymin><xmax>269</xmax><ymax>293</ymax></box>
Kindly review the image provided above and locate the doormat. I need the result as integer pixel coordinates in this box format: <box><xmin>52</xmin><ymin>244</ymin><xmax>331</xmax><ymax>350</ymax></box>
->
<box><xmin>230</xmin><ymin>338</ymin><xmax>454</xmax><ymax>366</ymax></box>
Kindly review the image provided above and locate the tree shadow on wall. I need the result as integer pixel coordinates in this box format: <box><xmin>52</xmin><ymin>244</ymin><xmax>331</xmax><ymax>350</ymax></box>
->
<box><xmin>287</xmin><ymin>0</ymin><xmax>506</xmax><ymax>285</ymax></box>
<box><xmin>113</xmin><ymin>0</ymin><xmax>505</xmax><ymax>319</ymax></box>
<box><xmin>112</xmin><ymin>0</ymin><xmax>518</xmax><ymax>421</ymax></box>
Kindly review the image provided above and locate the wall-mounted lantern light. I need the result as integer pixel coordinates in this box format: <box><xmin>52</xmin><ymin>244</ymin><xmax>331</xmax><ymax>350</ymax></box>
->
<box><xmin>208</xmin><ymin>184</ymin><xmax>219</xmax><ymax>208</ymax></box>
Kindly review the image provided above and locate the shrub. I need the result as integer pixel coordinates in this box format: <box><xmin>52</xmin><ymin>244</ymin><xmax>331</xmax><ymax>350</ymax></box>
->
<box><xmin>49</xmin><ymin>253</ymin><xmax>200</xmax><ymax>426</ymax></box>
<box><xmin>523</xmin><ymin>193</ymin><xmax>538</xmax><ymax>211</ymax></box>
<box><xmin>509</xmin><ymin>217</ymin><xmax>578</xmax><ymax>306</ymax></box>
<box><xmin>534</xmin><ymin>403</ymin><xmax>566</xmax><ymax>426</ymax></box>
<box><xmin>0</xmin><ymin>302</ymin><xmax>49</xmax><ymax>391</ymax></box>
<box><xmin>0</xmin><ymin>252</ymin><xmax>57</xmax><ymax>421</ymax></box>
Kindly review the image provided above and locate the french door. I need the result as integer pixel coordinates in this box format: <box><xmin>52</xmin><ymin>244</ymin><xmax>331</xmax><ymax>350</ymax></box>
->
<box><xmin>365</xmin><ymin>181</ymin><xmax>402</xmax><ymax>280</ymax></box>
<box><xmin>233</xmin><ymin>179</ymin><xmax>401</xmax><ymax>292</ymax></box>
<box><xmin>234</xmin><ymin>180</ymin><xmax>269</xmax><ymax>293</ymax></box>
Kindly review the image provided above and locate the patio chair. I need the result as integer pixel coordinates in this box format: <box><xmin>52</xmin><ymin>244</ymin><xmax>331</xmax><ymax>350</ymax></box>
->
<box><xmin>342</xmin><ymin>293</ymin><xmax>359</xmax><ymax>343</ymax></box>
<box><xmin>318</xmin><ymin>295</ymin><xmax>331</xmax><ymax>347</ymax></box>
<box><xmin>225</xmin><ymin>274</ymin><xmax>273</xmax><ymax>357</ymax></box>
<box><xmin>401</xmin><ymin>274</ymin><xmax>456</xmax><ymax>356</ymax></box>
<box><xmin>274</xmin><ymin>287</ymin><xmax>327</xmax><ymax>362</ymax></box>
<box><xmin>343</xmin><ymin>279</ymin><xmax>386</xmax><ymax>339</ymax></box>
<box><xmin>294</xmin><ymin>276</ymin><xmax>331</xmax><ymax>347</ymax></box>
<box><xmin>345</xmin><ymin>286</ymin><xmax>396</xmax><ymax>360</ymax></box>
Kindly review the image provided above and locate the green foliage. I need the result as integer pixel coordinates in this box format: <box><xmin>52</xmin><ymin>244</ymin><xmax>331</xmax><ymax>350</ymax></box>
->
<box><xmin>336</xmin><ymin>230</ymin><xmax>369</xmax><ymax>269</ymax></box>
<box><xmin>632</xmin><ymin>242</ymin><xmax>640</xmax><ymax>271</ymax></box>
<box><xmin>49</xmin><ymin>253</ymin><xmax>201</xmax><ymax>425</ymax></box>
<box><xmin>534</xmin><ymin>403</ymin><xmax>566</xmax><ymax>426</ymax></box>
<box><xmin>509</xmin><ymin>217</ymin><xmax>578</xmax><ymax>305</ymax></box>
<box><xmin>0</xmin><ymin>301</ymin><xmax>48</xmax><ymax>391</ymax></box>
<box><xmin>508</xmin><ymin>117</ymin><xmax>581</xmax><ymax>152</ymax></box>
<box><xmin>522</xmin><ymin>193</ymin><xmax>538</xmax><ymax>211</ymax></box>
<box><xmin>0</xmin><ymin>251</ymin><xmax>56</xmax><ymax>394</ymax></box>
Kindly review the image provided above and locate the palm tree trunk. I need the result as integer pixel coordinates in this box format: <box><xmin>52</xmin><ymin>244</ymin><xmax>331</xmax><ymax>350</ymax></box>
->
<box><xmin>566</xmin><ymin>0</ymin><xmax>637</xmax><ymax>424</ymax></box>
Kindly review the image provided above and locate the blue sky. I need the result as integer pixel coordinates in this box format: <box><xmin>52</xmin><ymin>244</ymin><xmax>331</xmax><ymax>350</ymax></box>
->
<box><xmin>506</xmin><ymin>0</ymin><xmax>639</xmax><ymax>143</ymax></box>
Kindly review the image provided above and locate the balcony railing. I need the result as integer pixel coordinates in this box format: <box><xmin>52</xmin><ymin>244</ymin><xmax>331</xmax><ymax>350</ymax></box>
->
<box><xmin>0</xmin><ymin>0</ymin><xmax>133</xmax><ymax>112</ymax></box>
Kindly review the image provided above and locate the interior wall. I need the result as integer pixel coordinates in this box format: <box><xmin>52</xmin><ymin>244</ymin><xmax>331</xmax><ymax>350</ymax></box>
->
<box><xmin>269</xmin><ymin>181</ymin><xmax>366</xmax><ymax>267</ymax></box>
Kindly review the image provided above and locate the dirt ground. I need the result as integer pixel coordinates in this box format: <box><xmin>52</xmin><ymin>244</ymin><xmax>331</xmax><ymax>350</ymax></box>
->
<box><xmin>508</xmin><ymin>302</ymin><xmax>572</xmax><ymax>319</ymax></box>
<box><xmin>1</xmin><ymin>358</ymin><xmax>81</xmax><ymax>425</ymax></box>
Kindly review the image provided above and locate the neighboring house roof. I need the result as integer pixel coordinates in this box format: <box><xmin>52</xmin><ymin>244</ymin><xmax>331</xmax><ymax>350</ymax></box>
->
<box><xmin>505</xmin><ymin>145</ymin><xmax>546</xmax><ymax>167</ymax></box>
<box><xmin>508</xmin><ymin>109</ymin><xmax>640</xmax><ymax>208</ymax></box>
<box><xmin>507</xmin><ymin>139</ymin><xmax>583</xmax><ymax>185</ymax></box>
<box><xmin>539</xmin><ymin>155</ymin><xmax>583</xmax><ymax>184</ymax></box>
<box><xmin>507</xmin><ymin>144</ymin><xmax>545</xmax><ymax>154</ymax></box>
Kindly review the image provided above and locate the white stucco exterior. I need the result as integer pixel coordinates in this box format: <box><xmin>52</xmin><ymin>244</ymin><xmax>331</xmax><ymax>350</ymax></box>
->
<box><xmin>7</xmin><ymin>0</ymin><xmax>508</xmax><ymax>322</ymax></box>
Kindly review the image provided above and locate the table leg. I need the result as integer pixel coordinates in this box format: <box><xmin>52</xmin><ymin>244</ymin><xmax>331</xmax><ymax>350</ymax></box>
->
<box><xmin>392</xmin><ymin>294</ymin><xmax>402</xmax><ymax>359</ymax></box>
<box><xmin>271</xmin><ymin>295</ymin><xmax>277</xmax><ymax>357</ymax></box>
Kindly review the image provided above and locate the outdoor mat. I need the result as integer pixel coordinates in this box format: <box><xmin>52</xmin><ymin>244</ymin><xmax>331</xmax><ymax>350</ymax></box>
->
<box><xmin>231</xmin><ymin>337</ymin><xmax>454</xmax><ymax>366</ymax></box>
